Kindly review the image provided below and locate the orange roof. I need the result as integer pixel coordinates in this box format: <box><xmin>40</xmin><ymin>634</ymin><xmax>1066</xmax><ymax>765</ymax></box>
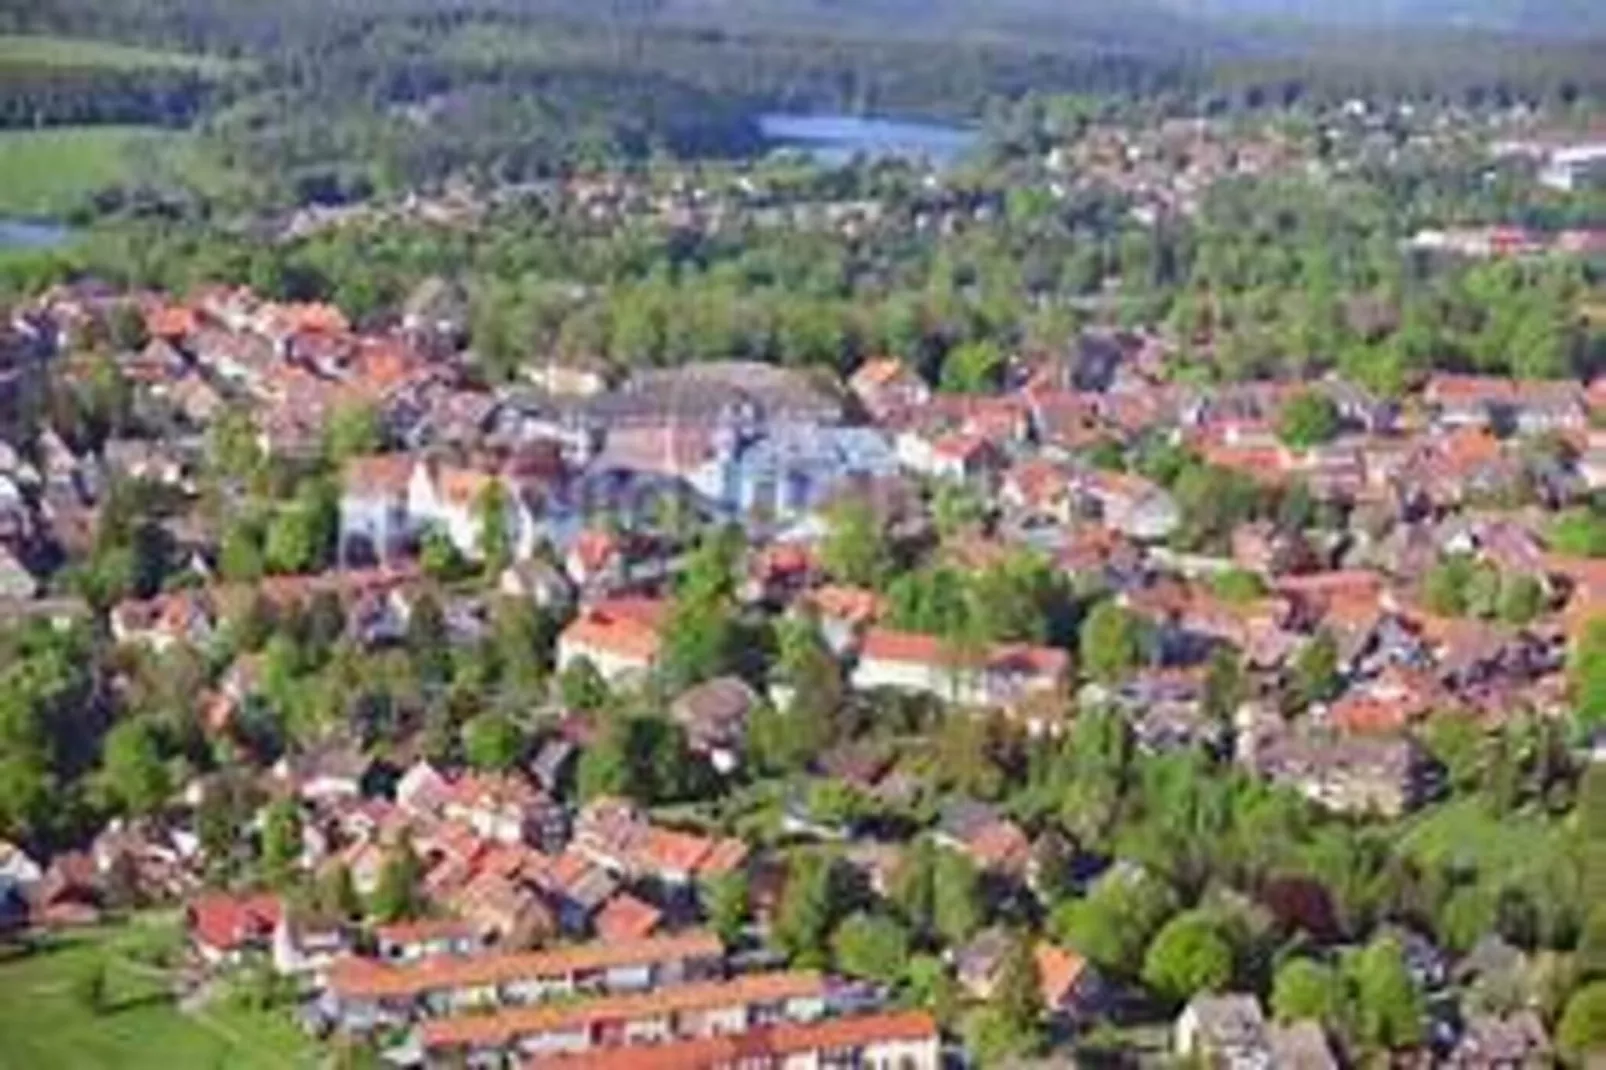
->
<box><xmin>524</xmin><ymin>1011</ymin><xmax>939</xmax><ymax>1070</ymax></box>
<box><xmin>859</xmin><ymin>628</ymin><xmax>1069</xmax><ymax>679</ymax></box>
<box><xmin>344</xmin><ymin>454</ymin><xmax>415</xmax><ymax>496</ymax></box>
<box><xmin>1328</xmin><ymin>694</ymin><xmax>1414</xmax><ymax>736</ymax></box>
<box><xmin>592</xmin><ymin>893</ymin><xmax>662</xmax><ymax>943</ymax></box>
<box><xmin>806</xmin><ymin>585</ymin><xmax>884</xmax><ymax>625</ymax></box>
<box><xmin>851</xmin><ymin>357</ymin><xmax>913</xmax><ymax>391</ymax></box>
<box><xmin>570</xmin><ymin>530</ymin><xmax>619</xmax><ymax>574</ymax></box>
<box><xmin>560</xmin><ymin>599</ymin><xmax>668</xmax><ymax>663</ymax></box>
<box><xmin>374</xmin><ymin>918</ymin><xmax>478</xmax><ymax>945</ymax></box>
<box><xmin>327</xmin><ymin>930</ymin><xmax>722</xmax><ymax>1000</ymax></box>
<box><xmin>145</xmin><ymin>304</ymin><xmax>198</xmax><ymax>340</ymax></box>
<box><xmin>1035</xmin><ymin>944</ymin><xmax>1089</xmax><ymax>1006</ymax></box>
<box><xmin>437</xmin><ymin>467</ymin><xmax>496</xmax><ymax>509</ymax></box>
<box><xmin>421</xmin><ymin>971</ymin><xmax>825</xmax><ymax>1050</ymax></box>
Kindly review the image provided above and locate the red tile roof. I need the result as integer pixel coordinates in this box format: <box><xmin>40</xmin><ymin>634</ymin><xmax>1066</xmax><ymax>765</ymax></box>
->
<box><xmin>559</xmin><ymin>599</ymin><xmax>669</xmax><ymax>663</ymax></box>
<box><xmin>422</xmin><ymin>971</ymin><xmax>826</xmax><ymax>1051</ymax></box>
<box><xmin>592</xmin><ymin>893</ymin><xmax>662</xmax><ymax>943</ymax></box>
<box><xmin>327</xmin><ymin>930</ymin><xmax>723</xmax><ymax>1000</ymax></box>
<box><xmin>523</xmin><ymin>1011</ymin><xmax>939</xmax><ymax>1070</ymax></box>
<box><xmin>1036</xmin><ymin>943</ymin><xmax>1089</xmax><ymax>1007</ymax></box>
<box><xmin>188</xmin><ymin>892</ymin><xmax>281</xmax><ymax>952</ymax></box>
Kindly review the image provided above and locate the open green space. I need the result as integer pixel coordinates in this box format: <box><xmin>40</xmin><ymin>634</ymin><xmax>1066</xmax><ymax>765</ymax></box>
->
<box><xmin>0</xmin><ymin>125</ymin><xmax>237</xmax><ymax>218</ymax></box>
<box><xmin>0</xmin><ymin>34</ymin><xmax>234</xmax><ymax>74</ymax></box>
<box><xmin>0</xmin><ymin>917</ymin><xmax>316</xmax><ymax>1070</ymax></box>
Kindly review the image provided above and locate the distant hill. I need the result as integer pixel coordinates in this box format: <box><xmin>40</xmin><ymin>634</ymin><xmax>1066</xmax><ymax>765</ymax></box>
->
<box><xmin>1155</xmin><ymin>0</ymin><xmax>1606</xmax><ymax>37</ymax></box>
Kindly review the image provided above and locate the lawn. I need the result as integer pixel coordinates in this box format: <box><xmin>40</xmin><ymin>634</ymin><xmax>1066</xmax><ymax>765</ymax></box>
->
<box><xmin>0</xmin><ymin>34</ymin><xmax>235</xmax><ymax>75</ymax></box>
<box><xmin>0</xmin><ymin>126</ymin><xmax>234</xmax><ymax>217</ymax></box>
<box><xmin>0</xmin><ymin>917</ymin><xmax>317</xmax><ymax>1070</ymax></box>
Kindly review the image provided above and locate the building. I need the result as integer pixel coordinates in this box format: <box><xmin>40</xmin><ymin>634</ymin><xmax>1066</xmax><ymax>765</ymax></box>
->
<box><xmin>187</xmin><ymin>892</ymin><xmax>283</xmax><ymax>965</ymax></box>
<box><xmin>420</xmin><ymin>971</ymin><xmax>828</xmax><ymax>1062</ymax></box>
<box><xmin>850</xmin><ymin>628</ymin><xmax>1070</xmax><ymax>714</ymax></box>
<box><xmin>1175</xmin><ymin>993</ymin><xmax>1271</xmax><ymax>1070</ymax></box>
<box><xmin>523</xmin><ymin>1010</ymin><xmax>941</xmax><ymax>1070</ymax></box>
<box><xmin>555</xmin><ymin>598</ymin><xmax>668</xmax><ymax>684</ymax></box>
<box><xmin>686</xmin><ymin>425</ymin><xmax>899</xmax><ymax>523</ymax></box>
<box><xmin>1539</xmin><ymin>142</ymin><xmax>1606</xmax><ymax>191</ymax></box>
<box><xmin>323</xmin><ymin>930</ymin><xmax>726</xmax><ymax>1030</ymax></box>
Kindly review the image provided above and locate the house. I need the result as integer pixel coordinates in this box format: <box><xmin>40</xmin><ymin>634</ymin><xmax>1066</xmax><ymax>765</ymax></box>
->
<box><xmin>669</xmin><ymin>676</ymin><xmax>760</xmax><ymax>774</ymax></box>
<box><xmin>451</xmin><ymin>868</ymin><xmax>557</xmax><ymax>948</ymax></box>
<box><xmin>406</xmin><ymin>459</ymin><xmax>539</xmax><ymax>562</ymax></box>
<box><xmin>556</xmin><ymin>598</ymin><xmax>668</xmax><ymax>684</ymax></box>
<box><xmin>530</xmin><ymin>738</ymin><xmax>579</xmax><ymax>796</ymax></box>
<box><xmin>339</xmin><ymin>454</ymin><xmax>417</xmax><ymax>563</ymax></box>
<box><xmin>523</xmin><ymin>1010</ymin><xmax>941</xmax><ymax>1070</ymax></box>
<box><xmin>395</xmin><ymin>759</ymin><xmax>452</xmax><ymax>816</ymax></box>
<box><xmin>272</xmin><ymin>911</ymin><xmax>351</xmax><ymax>980</ymax></box>
<box><xmin>896</xmin><ymin>430</ymin><xmax>1005</xmax><ymax>487</ymax></box>
<box><xmin>109</xmin><ymin>591</ymin><xmax>217</xmax><ymax>652</ymax></box>
<box><xmin>686</xmin><ymin>424</ymin><xmax>900</xmax><ymax>523</ymax></box>
<box><xmin>273</xmin><ymin>742</ymin><xmax>374</xmax><ymax>803</ymax></box>
<box><xmin>187</xmin><ymin>891</ymin><xmax>283</xmax><ymax>965</ymax></box>
<box><xmin>573</xmin><ymin>798</ymin><xmax>748</xmax><ymax>887</ymax></box>
<box><xmin>419</xmin><ymin>970</ymin><xmax>830</xmax><ymax>1062</ymax></box>
<box><xmin>499</xmin><ymin>558</ymin><xmax>576</xmax><ymax>611</ymax></box>
<box><xmin>934</xmin><ymin>801</ymin><xmax>1032</xmax><ymax>877</ymax></box>
<box><xmin>441</xmin><ymin>773</ymin><xmax>568</xmax><ymax>852</ymax></box>
<box><xmin>1036</xmin><ymin>942</ymin><xmax>1100</xmax><ymax>1020</ymax></box>
<box><xmin>850</xmin><ymin>627</ymin><xmax>1070</xmax><ymax>717</ymax></box>
<box><xmin>1266</xmin><ymin>1021</ymin><xmax>1340</xmax><ymax>1070</ymax></box>
<box><xmin>849</xmin><ymin>357</ymin><xmax>930</xmax><ymax>420</ymax></box>
<box><xmin>1448</xmin><ymin>1011</ymin><xmax>1550</xmax><ymax>1069</ymax></box>
<box><xmin>1243</xmin><ymin>731</ymin><xmax>1435</xmax><ymax>818</ymax></box>
<box><xmin>1074</xmin><ymin>470</ymin><xmax>1180</xmax><ymax>542</ymax></box>
<box><xmin>323</xmin><ymin>930</ymin><xmax>727</xmax><ymax>1027</ymax></box>
<box><xmin>593</xmin><ymin>892</ymin><xmax>663</xmax><ymax>943</ymax></box>
<box><xmin>953</xmin><ymin>928</ymin><xmax>1013</xmax><ymax>999</ymax></box>
<box><xmin>1175</xmin><ymin>993</ymin><xmax>1271</xmax><ymax>1069</ymax></box>
<box><xmin>375</xmin><ymin>918</ymin><xmax>480</xmax><ymax>963</ymax></box>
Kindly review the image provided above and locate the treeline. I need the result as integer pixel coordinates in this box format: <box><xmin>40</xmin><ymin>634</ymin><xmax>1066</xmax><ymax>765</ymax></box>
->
<box><xmin>0</xmin><ymin>64</ymin><xmax>217</xmax><ymax>128</ymax></box>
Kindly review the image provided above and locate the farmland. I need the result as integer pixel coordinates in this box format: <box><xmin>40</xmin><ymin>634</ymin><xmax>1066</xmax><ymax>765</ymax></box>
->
<box><xmin>0</xmin><ymin>34</ymin><xmax>233</xmax><ymax>74</ymax></box>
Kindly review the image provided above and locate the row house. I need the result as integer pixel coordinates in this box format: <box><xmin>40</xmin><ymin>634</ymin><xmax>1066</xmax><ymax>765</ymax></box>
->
<box><xmin>420</xmin><ymin>970</ymin><xmax>829</xmax><ymax>1063</ymax></box>
<box><xmin>525</xmin><ymin>1009</ymin><xmax>941</xmax><ymax>1070</ymax></box>
<box><xmin>440</xmin><ymin>773</ymin><xmax>569</xmax><ymax>853</ymax></box>
<box><xmin>322</xmin><ymin>930</ymin><xmax>726</xmax><ymax>1029</ymax></box>
<box><xmin>1242</xmin><ymin>730</ymin><xmax>1437</xmax><ymax>818</ymax></box>
<box><xmin>1423</xmin><ymin>375</ymin><xmax>1588</xmax><ymax>435</ymax></box>
<box><xmin>850</xmin><ymin>627</ymin><xmax>1070</xmax><ymax>720</ymax></box>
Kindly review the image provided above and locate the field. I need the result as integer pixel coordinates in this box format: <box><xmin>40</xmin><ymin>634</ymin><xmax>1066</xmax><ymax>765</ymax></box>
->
<box><xmin>0</xmin><ymin>917</ymin><xmax>317</xmax><ymax>1070</ymax></box>
<box><xmin>0</xmin><ymin>34</ymin><xmax>234</xmax><ymax>74</ymax></box>
<box><xmin>0</xmin><ymin>126</ymin><xmax>236</xmax><ymax>218</ymax></box>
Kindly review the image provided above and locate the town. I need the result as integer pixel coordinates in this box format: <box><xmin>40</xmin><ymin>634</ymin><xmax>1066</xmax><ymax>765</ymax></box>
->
<box><xmin>1</xmin><ymin>29</ymin><xmax>1605</xmax><ymax>1070</ymax></box>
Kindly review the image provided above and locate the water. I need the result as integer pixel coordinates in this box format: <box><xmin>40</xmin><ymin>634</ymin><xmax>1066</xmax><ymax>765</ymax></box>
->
<box><xmin>0</xmin><ymin>218</ymin><xmax>74</xmax><ymax>250</ymax></box>
<box><xmin>758</xmin><ymin>113</ymin><xmax>977</xmax><ymax>168</ymax></box>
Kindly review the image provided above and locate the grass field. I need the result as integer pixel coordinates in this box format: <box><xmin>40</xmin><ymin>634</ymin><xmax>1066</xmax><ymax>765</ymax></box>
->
<box><xmin>0</xmin><ymin>125</ymin><xmax>240</xmax><ymax>218</ymax></box>
<box><xmin>0</xmin><ymin>34</ymin><xmax>234</xmax><ymax>74</ymax></box>
<box><xmin>0</xmin><ymin>917</ymin><xmax>317</xmax><ymax>1070</ymax></box>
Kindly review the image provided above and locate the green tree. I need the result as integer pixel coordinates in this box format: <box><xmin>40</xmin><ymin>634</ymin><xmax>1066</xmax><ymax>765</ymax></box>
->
<box><xmin>1270</xmin><ymin>957</ymin><xmax>1346</xmax><ymax>1027</ymax></box>
<box><xmin>1277</xmin><ymin>391</ymin><xmax>1341</xmax><ymax>449</ymax></box>
<box><xmin>1570</xmin><ymin>616</ymin><xmax>1606</xmax><ymax>734</ymax></box>
<box><xmin>1203</xmin><ymin>646</ymin><xmax>1245</xmax><ymax>723</ymax></box>
<box><xmin>219</xmin><ymin>516</ymin><xmax>266</xmax><ymax>582</ymax></box>
<box><xmin>318</xmin><ymin>862</ymin><xmax>362</xmax><ymax>920</ymax></box>
<box><xmin>371</xmin><ymin>837</ymin><xmax>425</xmax><ymax>923</ymax></box>
<box><xmin>996</xmin><ymin>931</ymin><xmax>1046</xmax><ymax>1033</ymax></box>
<box><xmin>704</xmin><ymin>871</ymin><xmax>751</xmax><ymax>946</ymax></box>
<box><xmin>1142</xmin><ymin>910</ymin><xmax>1235</xmax><ymax>1004</ymax></box>
<box><xmin>474</xmin><ymin>480</ymin><xmax>513</xmax><ymax>571</ymax></box>
<box><xmin>260</xmin><ymin>798</ymin><xmax>303</xmax><ymax>887</ymax></box>
<box><xmin>820</xmin><ymin>500</ymin><xmax>892</xmax><ymax>587</ymax></box>
<box><xmin>462</xmin><ymin>710</ymin><xmax>523</xmax><ymax>772</ymax></box>
<box><xmin>1347</xmin><ymin>936</ymin><xmax>1425</xmax><ymax>1051</ymax></box>
<box><xmin>325</xmin><ymin>404</ymin><xmax>382</xmax><ymax>461</ymax></box>
<box><xmin>1559</xmin><ymin>982</ymin><xmax>1606</xmax><ymax>1064</ymax></box>
<box><xmin>559</xmin><ymin>657</ymin><xmax>609</xmax><ymax>712</ymax></box>
<box><xmin>932</xmin><ymin>850</ymin><xmax>983</xmax><ymax>946</ymax></box>
<box><xmin>939</xmin><ymin>339</ymin><xmax>1004</xmax><ymax>394</ymax></box>
<box><xmin>1497</xmin><ymin>574</ymin><xmax>1545</xmax><ymax>625</ymax></box>
<box><xmin>420</xmin><ymin>530</ymin><xmax>466</xmax><ymax>582</ymax></box>
<box><xmin>774</xmin><ymin>854</ymin><xmax>844</xmax><ymax>969</ymax></box>
<box><xmin>1292</xmin><ymin>630</ymin><xmax>1341</xmax><ymax>709</ymax></box>
<box><xmin>1051</xmin><ymin>866</ymin><xmax>1177</xmax><ymax>978</ymax></box>
<box><xmin>832</xmin><ymin>912</ymin><xmax>911</xmax><ymax>985</ymax></box>
<box><xmin>97</xmin><ymin>718</ymin><xmax>172</xmax><ymax>816</ymax></box>
<box><xmin>1080</xmin><ymin>600</ymin><xmax>1144</xmax><ymax>684</ymax></box>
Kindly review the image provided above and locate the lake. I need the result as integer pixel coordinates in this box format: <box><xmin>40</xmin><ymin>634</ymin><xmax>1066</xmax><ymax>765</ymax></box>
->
<box><xmin>758</xmin><ymin>113</ymin><xmax>978</xmax><ymax>168</ymax></box>
<box><xmin>0</xmin><ymin>218</ymin><xmax>75</xmax><ymax>250</ymax></box>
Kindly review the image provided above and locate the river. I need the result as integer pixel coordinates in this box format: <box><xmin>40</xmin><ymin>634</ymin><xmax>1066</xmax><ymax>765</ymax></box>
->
<box><xmin>758</xmin><ymin>113</ymin><xmax>978</xmax><ymax>168</ymax></box>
